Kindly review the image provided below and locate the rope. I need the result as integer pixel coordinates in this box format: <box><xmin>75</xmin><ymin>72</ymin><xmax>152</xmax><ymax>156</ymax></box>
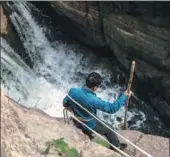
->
<box><xmin>66</xmin><ymin>93</ymin><xmax>153</xmax><ymax>157</ymax></box>
<box><xmin>67</xmin><ymin>110</ymin><xmax>132</xmax><ymax>157</ymax></box>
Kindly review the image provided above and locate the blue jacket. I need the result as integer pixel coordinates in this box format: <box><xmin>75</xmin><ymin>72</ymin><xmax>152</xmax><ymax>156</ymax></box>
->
<box><xmin>63</xmin><ymin>87</ymin><xmax>127</xmax><ymax>130</ymax></box>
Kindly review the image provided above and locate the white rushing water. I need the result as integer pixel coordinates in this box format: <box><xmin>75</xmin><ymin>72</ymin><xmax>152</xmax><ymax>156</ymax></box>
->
<box><xmin>1</xmin><ymin>2</ymin><xmax>146</xmax><ymax>129</ymax></box>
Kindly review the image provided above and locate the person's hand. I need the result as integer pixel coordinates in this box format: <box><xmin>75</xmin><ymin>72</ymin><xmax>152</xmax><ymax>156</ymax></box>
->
<box><xmin>124</xmin><ymin>90</ymin><xmax>132</xmax><ymax>97</ymax></box>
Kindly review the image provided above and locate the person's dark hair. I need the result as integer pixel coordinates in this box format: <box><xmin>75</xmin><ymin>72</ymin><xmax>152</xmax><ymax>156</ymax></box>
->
<box><xmin>86</xmin><ymin>72</ymin><xmax>102</xmax><ymax>88</ymax></box>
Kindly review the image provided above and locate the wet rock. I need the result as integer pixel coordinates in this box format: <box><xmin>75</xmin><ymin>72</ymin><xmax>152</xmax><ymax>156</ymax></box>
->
<box><xmin>103</xmin><ymin>14</ymin><xmax>170</xmax><ymax>126</ymax></box>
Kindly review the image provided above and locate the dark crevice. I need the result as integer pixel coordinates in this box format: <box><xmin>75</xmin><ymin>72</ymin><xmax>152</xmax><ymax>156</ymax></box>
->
<box><xmin>98</xmin><ymin>2</ymin><xmax>106</xmax><ymax>43</ymax></box>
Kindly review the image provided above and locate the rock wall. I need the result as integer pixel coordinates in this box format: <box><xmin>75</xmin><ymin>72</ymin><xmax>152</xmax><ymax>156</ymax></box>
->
<box><xmin>40</xmin><ymin>1</ymin><xmax>170</xmax><ymax>126</ymax></box>
<box><xmin>1</xmin><ymin>92</ymin><xmax>169</xmax><ymax>157</ymax></box>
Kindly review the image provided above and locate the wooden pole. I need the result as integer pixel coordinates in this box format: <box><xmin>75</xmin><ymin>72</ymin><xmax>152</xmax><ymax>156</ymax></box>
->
<box><xmin>122</xmin><ymin>61</ymin><xmax>136</xmax><ymax>130</ymax></box>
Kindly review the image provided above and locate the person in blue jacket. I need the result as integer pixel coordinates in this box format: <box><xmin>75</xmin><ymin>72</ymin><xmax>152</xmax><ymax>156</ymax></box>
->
<box><xmin>63</xmin><ymin>72</ymin><xmax>131</xmax><ymax>150</ymax></box>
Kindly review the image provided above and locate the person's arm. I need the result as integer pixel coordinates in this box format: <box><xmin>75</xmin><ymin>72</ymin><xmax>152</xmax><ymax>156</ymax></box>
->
<box><xmin>93</xmin><ymin>93</ymin><xmax>128</xmax><ymax>114</ymax></box>
<box><xmin>63</xmin><ymin>96</ymin><xmax>70</xmax><ymax>107</ymax></box>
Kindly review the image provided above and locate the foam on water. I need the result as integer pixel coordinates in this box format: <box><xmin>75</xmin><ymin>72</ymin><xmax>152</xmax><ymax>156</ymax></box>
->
<box><xmin>1</xmin><ymin>2</ymin><xmax>146</xmax><ymax>128</ymax></box>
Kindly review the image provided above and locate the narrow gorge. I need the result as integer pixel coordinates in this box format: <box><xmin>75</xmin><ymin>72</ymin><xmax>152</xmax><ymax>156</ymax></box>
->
<box><xmin>1</xmin><ymin>1</ymin><xmax>170</xmax><ymax>157</ymax></box>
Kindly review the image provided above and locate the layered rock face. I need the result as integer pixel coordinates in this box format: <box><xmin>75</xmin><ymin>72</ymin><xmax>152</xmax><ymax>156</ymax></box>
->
<box><xmin>42</xmin><ymin>1</ymin><xmax>170</xmax><ymax>126</ymax></box>
<box><xmin>1</xmin><ymin>92</ymin><xmax>169</xmax><ymax>157</ymax></box>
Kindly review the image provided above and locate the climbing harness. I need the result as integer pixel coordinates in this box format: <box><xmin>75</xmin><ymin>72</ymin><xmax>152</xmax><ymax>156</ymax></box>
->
<box><xmin>63</xmin><ymin>92</ymin><xmax>153</xmax><ymax>157</ymax></box>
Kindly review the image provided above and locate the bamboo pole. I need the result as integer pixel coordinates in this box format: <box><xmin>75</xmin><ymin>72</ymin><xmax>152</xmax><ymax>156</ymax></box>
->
<box><xmin>122</xmin><ymin>61</ymin><xmax>136</xmax><ymax>130</ymax></box>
